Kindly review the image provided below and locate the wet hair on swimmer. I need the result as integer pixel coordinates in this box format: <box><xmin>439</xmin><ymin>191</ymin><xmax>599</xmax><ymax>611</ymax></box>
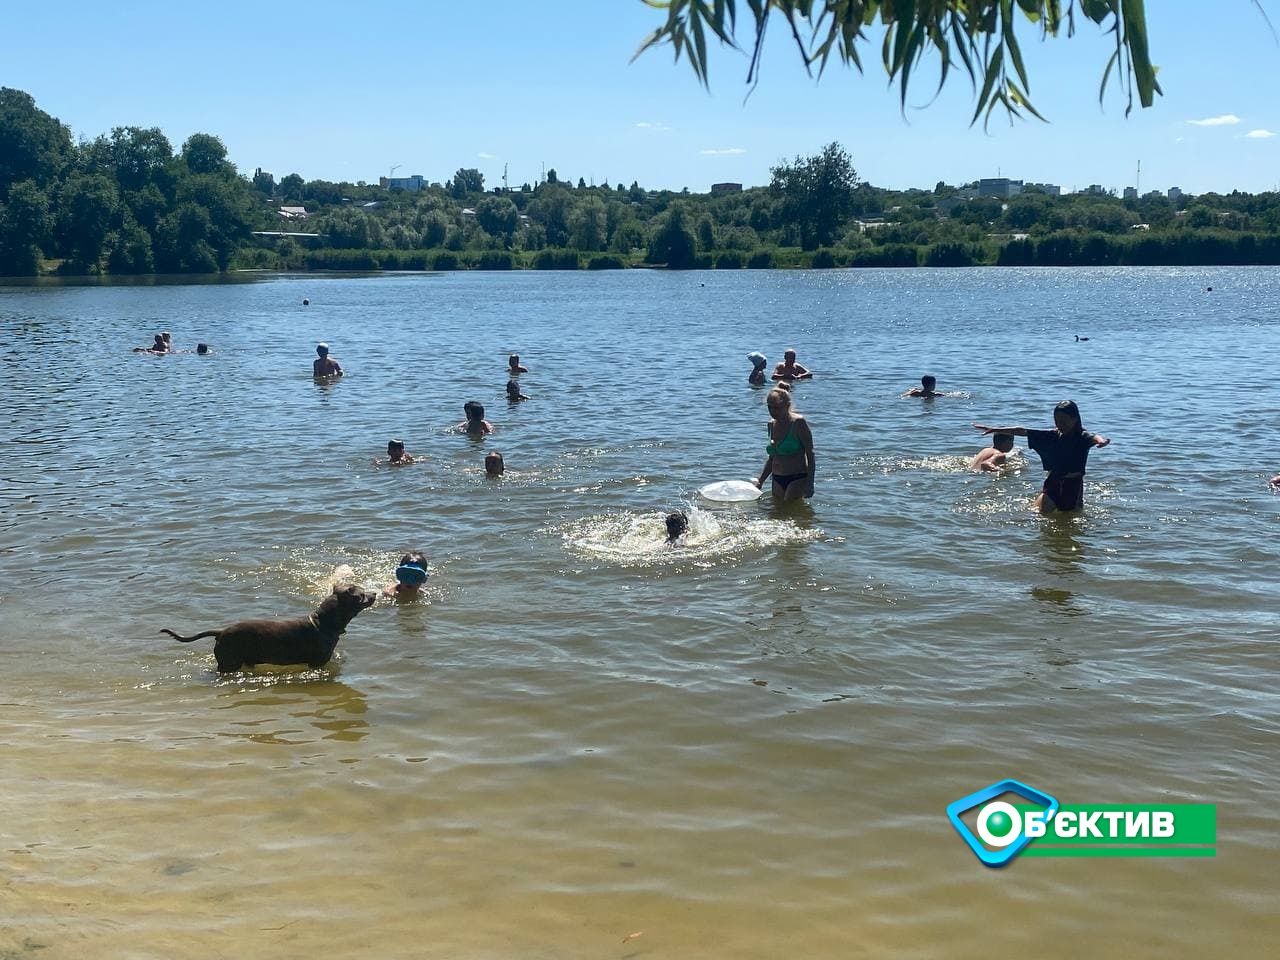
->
<box><xmin>665</xmin><ymin>510</ymin><xmax>688</xmax><ymax>541</ymax></box>
<box><xmin>1054</xmin><ymin>399</ymin><xmax>1082</xmax><ymax>428</ymax></box>
<box><xmin>993</xmin><ymin>433</ymin><xmax>1015</xmax><ymax>450</ymax></box>
<box><xmin>464</xmin><ymin>400</ymin><xmax>485</xmax><ymax>419</ymax></box>
<box><xmin>316</xmin><ymin>342</ymin><xmax>329</xmax><ymax>356</ymax></box>
<box><xmin>922</xmin><ymin>374</ymin><xmax>936</xmax><ymax>386</ymax></box>
<box><xmin>196</xmin><ymin>343</ymin><xmax>209</xmax><ymax>355</ymax></box>
<box><xmin>387</xmin><ymin>438</ymin><xmax>405</xmax><ymax>452</ymax></box>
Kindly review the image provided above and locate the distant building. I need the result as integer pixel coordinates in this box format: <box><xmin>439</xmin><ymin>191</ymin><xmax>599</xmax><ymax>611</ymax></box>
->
<box><xmin>1142</xmin><ymin>190</ymin><xmax>1164</xmax><ymax>200</ymax></box>
<box><xmin>1081</xmin><ymin>184</ymin><xmax>1111</xmax><ymax>196</ymax></box>
<box><xmin>710</xmin><ymin>182</ymin><xmax>743</xmax><ymax>195</ymax></box>
<box><xmin>1168</xmin><ymin>186</ymin><xmax>1184</xmax><ymax>202</ymax></box>
<box><xmin>277</xmin><ymin>206</ymin><xmax>308</xmax><ymax>220</ymax></box>
<box><xmin>461</xmin><ymin>208</ymin><xmax>477</xmax><ymax>221</ymax></box>
<box><xmin>1024</xmin><ymin>182</ymin><xmax>1061</xmax><ymax>196</ymax></box>
<box><xmin>1123</xmin><ymin>187</ymin><xmax>1138</xmax><ymax>201</ymax></box>
<box><xmin>380</xmin><ymin>175</ymin><xmax>425</xmax><ymax>192</ymax></box>
<box><xmin>978</xmin><ymin>178</ymin><xmax>1023</xmax><ymax>199</ymax></box>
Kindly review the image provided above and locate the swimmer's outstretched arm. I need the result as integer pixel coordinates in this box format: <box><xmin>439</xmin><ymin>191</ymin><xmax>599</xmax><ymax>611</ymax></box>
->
<box><xmin>972</xmin><ymin>423</ymin><xmax>1028</xmax><ymax>436</ymax></box>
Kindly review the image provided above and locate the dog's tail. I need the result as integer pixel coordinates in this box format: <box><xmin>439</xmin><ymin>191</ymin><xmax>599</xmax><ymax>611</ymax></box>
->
<box><xmin>161</xmin><ymin>628</ymin><xmax>219</xmax><ymax>643</ymax></box>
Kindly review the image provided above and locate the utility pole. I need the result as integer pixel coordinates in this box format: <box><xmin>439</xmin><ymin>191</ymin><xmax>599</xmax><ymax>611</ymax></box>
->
<box><xmin>503</xmin><ymin>162</ymin><xmax>509</xmax><ymax>193</ymax></box>
<box><xmin>1136</xmin><ymin>159</ymin><xmax>1141</xmax><ymax>195</ymax></box>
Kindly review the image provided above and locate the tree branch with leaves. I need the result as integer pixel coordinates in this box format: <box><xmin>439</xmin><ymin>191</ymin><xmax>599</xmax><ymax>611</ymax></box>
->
<box><xmin>635</xmin><ymin>0</ymin><xmax>1173</xmax><ymax>125</ymax></box>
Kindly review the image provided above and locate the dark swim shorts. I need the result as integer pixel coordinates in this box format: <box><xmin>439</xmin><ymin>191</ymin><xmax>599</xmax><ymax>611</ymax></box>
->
<box><xmin>1042</xmin><ymin>472</ymin><xmax>1085</xmax><ymax>511</ymax></box>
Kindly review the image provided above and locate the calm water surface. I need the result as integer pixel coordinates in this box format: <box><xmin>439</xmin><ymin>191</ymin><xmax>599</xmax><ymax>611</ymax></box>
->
<box><xmin>1</xmin><ymin>268</ymin><xmax>1277</xmax><ymax>959</ymax></box>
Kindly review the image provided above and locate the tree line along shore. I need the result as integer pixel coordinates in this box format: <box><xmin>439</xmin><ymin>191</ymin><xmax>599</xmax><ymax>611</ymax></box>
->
<box><xmin>5</xmin><ymin>88</ymin><xmax>1280</xmax><ymax>278</ymax></box>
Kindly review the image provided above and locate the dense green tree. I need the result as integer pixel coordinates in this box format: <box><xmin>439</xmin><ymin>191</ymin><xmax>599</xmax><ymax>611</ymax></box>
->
<box><xmin>102</xmin><ymin>126</ymin><xmax>174</xmax><ymax>192</ymax></box>
<box><xmin>528</xmin><ymin>185</ymin><xmax>572</xmax><ymax>247</ymax></box>
<box><xmin>0</xmin><ymin>88</ymin><xmax>72</xmax><ymax>195</ymax></box>
<box><xmin>155</xmin><ymin>203</ymin><xmax>218</xmax><ymax>272</ymax></box>
<box><xmin>696</xmin><ymin>216</ymin><xmax>716</xmax><ymax>251</ymax></box>
<box><xmin>448</xmin><ymin>168</ymin><xmax>484</xmax><ymax>198</ymax></box>
<box><xmin>279</xmin><ymin>173</ymin><xmax>304</xmax><ymax>202</ymax></box>
<box><xmin>646</xmin><ymin>203</ymin><xmax>697</xmax><ymax>268</ymax></box>
<box><xmin>0</xmin><ymin>180</ymin><xmax>51</xmax><ymax>275</ymax></box>
<box><xmin>107</xmin><ymin>217</ymin><xmax>155</xmax><ymax>273</ymax></box>
<box><xmin>181</xmin><ymin>133</ymin><xmax>231</xmax><ymax>176</ymax></box>
<box><xmin>609</xmin><ymin>219</ymin><xmax>647</xmax><ymax>254</ymax></box>
<box><xmin>569</xmin><ymin>196</ymin><xmax>607</xmax><ymax>251</ymax></box>
<box><xmin>56</xmin><ymin>173</ymin><xmax>120</xmax><ymax>270</ymax></box>
<box><xmin>476</xmin><ymin>196</ymin><xmax>519</xmax><ymax>243</ymax></box>
<box><xmin>770</xmin><ymin>142</ymin><xmax>858</xmax><ymax>250</ymax></box>
<box><xmin>420</xmin><ymin>211</ymin><xmax>450</xmax><ymax>248</ymax></box>
<box><xmin>252</xmin><ymin>167</ymin><xmax>275</xmax><ymax>197</ymax></box>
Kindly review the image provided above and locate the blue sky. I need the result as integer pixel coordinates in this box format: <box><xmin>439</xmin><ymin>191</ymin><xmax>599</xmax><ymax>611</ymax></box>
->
<box><xmin>9</xmin><ymin>1</ymin><xmax>1280</xmax><ymax>195</ymax></box>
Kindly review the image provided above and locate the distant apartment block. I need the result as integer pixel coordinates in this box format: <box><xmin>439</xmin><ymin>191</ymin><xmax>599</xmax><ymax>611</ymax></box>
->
<box><xmin>1168</xmin><ymin>186</ymin><xmax>1184</xmax><ymax>202</ymax></box>
<box><xmin>1081</xmin><ymin>184</ymin><xmax>1110</xmax><ymax>196</ymax></box>
<box><xmin>1024</xmin><ymin>182</ymin><xmax>1061</xmax><ymax>196</ymax></box>
<box><xmin>1123</xmin><ymin>187</ymin><xmax>1138</xmax><ymax>200</ymax></box>
<box><xmin>380</xmin><ymin>175</ymin><xmax>425</xmax><ymax>192</ymax></box>
<box><xmin>710</xmin><ymin>182</ymin><xmax>743</xmax><ymax>195</ymax></box>
<box><xmin>978</xmin><ymin>177</ymin><xmax>1023</xmax><ymax>199</ymax></box>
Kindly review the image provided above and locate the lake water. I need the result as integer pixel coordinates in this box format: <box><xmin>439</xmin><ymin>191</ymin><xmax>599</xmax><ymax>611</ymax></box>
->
<box><xmin>1</xmin><ymin>267</ymin><xmax>1277</xmax><ymax>959</ymax></box>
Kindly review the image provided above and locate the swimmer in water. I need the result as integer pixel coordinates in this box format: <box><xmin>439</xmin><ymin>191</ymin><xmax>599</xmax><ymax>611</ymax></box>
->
<box><xmin>755</xmin><ymin>388</ymin><xmax>816</xmax><ymax>502</ymax></box>
<box><xmin>506</xmin><ymin>379</ymin><xmax>529</xmax><ymax>402</ymax></box>
<box><xmin>1270</xmin><ymin>474</ymin><xmax>1280</xmax><ymax>487</ymax></box>
<box><xmin>508</xmin><ymin>353</ymin><xmax>529</xmax><ymax>374</ymax></box>
<box><xmin>904</xmin><ymin>374</ymin><xmax>941</xmax><ymax>398</ymax></box>
<box><xmin>665</xmin><ymin>511</ymin><xmax>689</xmax><ymax>543</ymax></box>
<box><xmin>748</xmin><ymin>352</ymin><xmax>768</xmax><ymax>386</ymax></box>
<box><xmin>459</xmin><ymin>401</ymin><xmax>493</xmax><ymax>436</ymax></box>
<box><xmin>485</xmin><ymin>451</ymin><xmax>505</xmax><ymax>476</ymax></box>
<box><xmin>771</xmin><ymin>348</ymin><xmax>813</xmax><ymax>382</ymax></box>
<box><xmin>134</xmin><ymin>333</ymin><xmax>168</xmax><ymax>354</ymax></box>
<box><xmin>384</xmin><ymin>552</ymin><xmax>429</xmax><ymax>600</ymax></box>
<box><xmin>161</xmin><ymin>332</ymin><xmax>173</xmax><ymax>352</ymax></box>
<box><xmin>970</xmin><ymin>433</ymin><xmax>1017</xmax><ymax>472</ymax></box>
<box><xmin>313</xmin><ymin>342</ymin><xmax>343</xmax><ymax>378</ymax></box>
<box><xmin>196</xmin><ymin>343</ymin><xmax>211</xmax><ymax>356</ymax></box>
<box><xmin>382</xmin><ymin>438</ymin><xmax>415</xmax><ymax>465</ymax></box>
<box><xmin>973</xmin><ymin>400</ymin><xmax>1110</xmax><ymax>515</ymax></box>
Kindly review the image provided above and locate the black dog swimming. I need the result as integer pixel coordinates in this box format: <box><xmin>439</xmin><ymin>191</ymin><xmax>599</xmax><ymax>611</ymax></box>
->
<box><xmin>161</xmin><ymin>582</ymin><xmax>378</xmax><ymax>673</ymax></box>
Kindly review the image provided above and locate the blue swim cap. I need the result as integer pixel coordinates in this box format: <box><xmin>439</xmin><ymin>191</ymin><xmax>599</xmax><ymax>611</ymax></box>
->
<box><xmin>747</xmin><ymin>352</ymin><xmax>767</xmax><ymax>368</ymax></box>
<box><xmin>395</xmin><ymin>563</ymin><xmax>429</xmax><ymax>587</ymax></box>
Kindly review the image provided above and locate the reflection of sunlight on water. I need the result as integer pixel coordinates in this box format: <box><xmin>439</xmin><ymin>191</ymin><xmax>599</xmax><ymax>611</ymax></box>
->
<box><xmin>557</xmin><ymin>505</ymin><xmax>823</xmax><ymax>568</ymax></box>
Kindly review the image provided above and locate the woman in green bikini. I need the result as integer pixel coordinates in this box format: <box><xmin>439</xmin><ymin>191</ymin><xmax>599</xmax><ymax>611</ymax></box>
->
<box><xmin>755</xmin><ymin>388</ymin><xmax>815</xmax><ymax>502</ymax></box>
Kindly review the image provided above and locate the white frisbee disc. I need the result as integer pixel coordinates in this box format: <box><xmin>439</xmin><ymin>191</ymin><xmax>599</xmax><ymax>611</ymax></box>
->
<box><xmin>698</xmin><ymin>479</ymin><xmax>764</xmax><ymax>502</ymax></box>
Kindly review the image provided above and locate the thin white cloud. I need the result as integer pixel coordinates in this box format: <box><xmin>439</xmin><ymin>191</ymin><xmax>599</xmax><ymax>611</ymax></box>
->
<box><xmin>1186</xmin><ymin>114</ymin><xmax>1241</xmax><ymax>127</ymax></box>
<box><xmin>635</xmin><ymin>121</ymin><xmax>672</xmax><ymax>132</ymax></box>
<box><xmin>477</xmin><ymin>151</ymin><xmax>494</xmax><ymax>159</ymax></box>
<box><xmin>699</xmin><ymin>147</ymin><xmax>746</xmax><ymax>156</ymax></box>
<box><xmin>1244</xmin><ymin>129</ymin><xmax>1276</xmax><ymax>139</ymax></box>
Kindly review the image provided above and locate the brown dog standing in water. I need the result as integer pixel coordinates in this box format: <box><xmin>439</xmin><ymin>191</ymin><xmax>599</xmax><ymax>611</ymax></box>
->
<box><xmin>161</xmin><ymin>582</ymin><xmax>378</xmax><ymax>672</ymax></box>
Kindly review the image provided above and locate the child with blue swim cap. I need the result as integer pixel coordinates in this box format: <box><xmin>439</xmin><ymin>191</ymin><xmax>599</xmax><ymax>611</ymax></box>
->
<box><xmin>384</xmin><ymin>551</ymin><xmax>430</xmax><ymax>600</ymax></box>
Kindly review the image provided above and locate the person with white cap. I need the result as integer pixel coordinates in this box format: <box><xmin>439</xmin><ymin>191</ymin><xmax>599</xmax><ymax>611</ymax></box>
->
<box><xmin>313</xmin><ymin>342</ymin><xmax>343</xmax><ymax>378</ymax></box>
<box><xmin>747</xmin><ymin>352</ymin><xmax>768</xmax><ymax>385</ymax></box>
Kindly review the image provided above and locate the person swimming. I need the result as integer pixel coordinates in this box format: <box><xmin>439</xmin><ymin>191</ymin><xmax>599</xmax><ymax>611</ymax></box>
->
<box><xmin>904</xmin><ymin>374</ymin><xmax>941</xmax><ymax>398</ymax></box>
<box><xmin>196</xmin><ymin>343</ymin><xmax>211</xmax><ymax>356</ymax></box>
<box><xmin>384</xmin><ymin>551</ymin><xmax>429</xmax><ymax>600</ymax></box>
<box><xmin>973</xmin><ymin>400</ymin><xmax>1111</xmax><ymax>514</ymax></box>
<box><xmin>665</xmin><ymin>511</ymin><xmax>689</xmax><ymax>543</ymax></box>
<box><xmin>772</xmin><ymin>348</ymin><xmax>813</xmax><ymax>382</ymax></box>
<box><xmin>460</xmin><ymin>401</ymin><xmax>493</xmax><ymax>435</ymax></box>
<box><xmin>313</xmin><ymin>342</ymin><xmax>343</xmax><ymax>378</ymax></box>
<box><xmin>133</xmin><ymin>333</ymin><xmax>168</xmax><ymax>354</ymax></box>
<box><xmin>748</xmin><ymin>352</ymin><xmax>768</xmax><ymax>385</ymax></box>
<box><xmin>485</xmin><ymin>451</ymin><xmax>505</xmax><ymax>476</ymax></box>
<box><xmin>506</xmin><ymin>379</ymin><xmax>529</xmax><ymax>402</ymax></box>
<box><xmin>970</xmin><ymin>433</ymin><xmax>1017</xmax><ymax>472</ymax></box>
<box><xmin>508</xmin><ymin>353</ymin><xmax>528</xmax><ymax>374</ymax></box>
<box><xmin>383</xmin><ymin>438</ymin><xmax>415</xmax><ymax>465</ymax></box>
